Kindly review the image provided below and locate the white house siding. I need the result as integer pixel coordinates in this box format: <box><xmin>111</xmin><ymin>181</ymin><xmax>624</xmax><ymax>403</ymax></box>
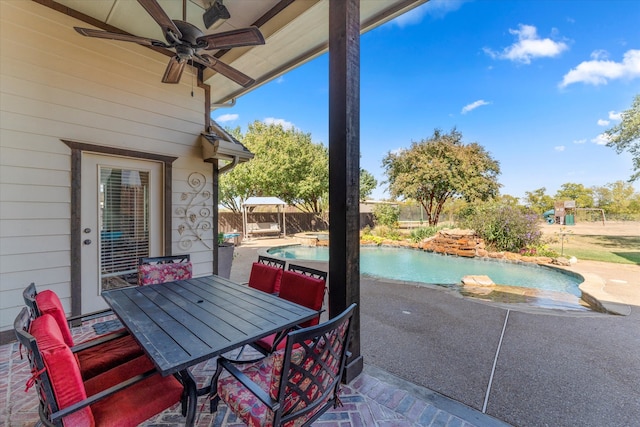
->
<box><xmin>0</xmin><ymin>1</ymin><xmax>216</xmax><ymax>336</ymax></box>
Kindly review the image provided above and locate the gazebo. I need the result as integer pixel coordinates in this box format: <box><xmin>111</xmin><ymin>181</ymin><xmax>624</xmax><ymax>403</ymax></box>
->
<box><xmin>242</xmin><ymin>197</ymin><xmax>287</xmax><ymax>239</ymax></box>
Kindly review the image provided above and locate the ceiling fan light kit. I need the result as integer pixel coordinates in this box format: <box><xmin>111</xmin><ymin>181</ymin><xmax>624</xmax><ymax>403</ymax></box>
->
<box><xmin>74</xmin><ymin>0</ymin><xmax>264</xmax><ymax>86</ymax></box>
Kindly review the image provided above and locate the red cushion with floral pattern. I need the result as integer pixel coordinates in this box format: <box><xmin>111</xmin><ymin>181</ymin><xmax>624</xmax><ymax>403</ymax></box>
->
<box><xmin>138</xmin><ymin>262</ymin><xmax>192</xmax><ymax>286</ymax></box>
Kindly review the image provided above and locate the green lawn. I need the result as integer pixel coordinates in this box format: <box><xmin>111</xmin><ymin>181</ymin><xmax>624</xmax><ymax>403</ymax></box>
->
<box><xmin>548</xmin><ymin>234</ymin><xmax>640</xmax><ymax>265</ymax></box>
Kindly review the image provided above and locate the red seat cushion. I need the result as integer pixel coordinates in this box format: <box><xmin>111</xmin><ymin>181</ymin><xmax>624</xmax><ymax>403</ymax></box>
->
<box><xmin>30</xmin><ymin>314</ymin><xmax>95</xmax><ymax>426</ymax></box>
<box><xmin>278</xmin><ymin>271</ymin><xmax>325</xmax><ymax>328</ymax></box>
<box><xmin>89</xmin><ymin>364</ymin><xmax>183</xmax><ymax>427</ymax></box>
<box><xmin>76</xmin><ymin>334</ymin><xmax>144</xmax><ymax>380</ymax></box>
<box><xmin>34</xmin><ymin>289</ymin><xmax>144</xmax><ymax>380</ymax></box>
<box><xmin>248</xmin><ymin>263</ymin><xmax>283</xmax><ymax>294</ymax></box>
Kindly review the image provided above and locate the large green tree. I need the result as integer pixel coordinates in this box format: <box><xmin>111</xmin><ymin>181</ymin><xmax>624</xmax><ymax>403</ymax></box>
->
<box><xmin>219</xmin><ymin>121</ymin><xmax>328</xmax><ymax>213</ymax></box>
<box><xmin>554</xmin><ymin>182</ymin><xmax>594</xmax><ymax>208</ymax></box>
<box><xmin>382</xmin><ymin>128</ymin><xmax>501</xmax><ymax>225</ymax></box>
<box><xmin>605</xmin><ymin>94</ymin><xmax>640</xmax><ymax>181</ymax></box>
<box><xmin>524</xmin><ymin>187</ymin><xmax>554</xmax><ymax>214</ymax></box>
<box><xmin>592</xmin><ymin>180</ymin><xmax>639</xmax><ymax>214</ymax></box>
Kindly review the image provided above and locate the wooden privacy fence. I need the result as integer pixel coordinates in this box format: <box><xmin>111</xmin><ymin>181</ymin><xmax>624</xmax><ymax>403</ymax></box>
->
<box><xmin>218</xmin><ymin>212</ymin><xmax>374</xmax><ymax>237</ymax></box>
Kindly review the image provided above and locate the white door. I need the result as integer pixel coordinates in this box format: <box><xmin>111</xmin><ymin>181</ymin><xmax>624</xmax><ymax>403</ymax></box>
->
<box><xmin>81</xmin><ymin>153</ymin><xmax>163</xmax><ymax>313</ymax></box>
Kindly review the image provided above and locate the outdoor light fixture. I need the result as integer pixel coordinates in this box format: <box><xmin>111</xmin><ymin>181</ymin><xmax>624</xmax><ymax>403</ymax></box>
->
<box><xmin>203</xmin><ymin>0</ymin><xmax>230</xmax><ymax>29</ymax></box>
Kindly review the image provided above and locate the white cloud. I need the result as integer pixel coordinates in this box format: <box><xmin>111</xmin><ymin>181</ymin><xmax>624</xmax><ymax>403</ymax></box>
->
<box><xmin>461</xmin><ymin>100</ymin><xmax>490</xmax><ymax>114</ymax></box>
<box><xmin>276</xmin><ymin>76</ymin><xmax>285</xmax><ymax>84</ymax></box>
<box><xmin>392</xmin><ymin>0</ymin><xmax>468</xmax><ymax>26</ymax></box>
<box><xmin>554</xmin><ymin>146</ymin><xmax>566</xmax><ymax>152</ymax></box>
<box><xmin>263</xmin><ymin>117</ymin><xmax>295</xmax><ymax>129</ymax></box>
<box><xmin>216</xmin><ymin>113</ymin><xmax>239</xmax><ymax>122</ymax></box>
<box><xmin>591</xmin><ymin>133</ymin><xmax>611</xmax><ymax>145</ymax></box>
<box><xmin>559</xmin><ymin>49</ymin><xmax>640</xmax><ymax>87</ymax></box>
<box><xmin>573</xmin><ymin>139</ymin><xmax>586</xmax><ymax>144</ymax></box>
<box><xmin>597</xmin><ymin>119</ymin><xmax>610</xmax><ymax>126</ymax></box>
<box><xmin>484</xmin><ymin>24</ymin><xmax>568</xmax><ymax>64</ymax></box>
<box><xmin>609</xmin><ymin>110</ymin><xmax>622</xmax><ymax>120</ymax></box>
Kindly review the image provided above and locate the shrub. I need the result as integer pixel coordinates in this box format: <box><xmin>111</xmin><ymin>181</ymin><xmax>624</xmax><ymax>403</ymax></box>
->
<box><xmin>460</xmin><ymin>202</ymin><xmax>542</xmax><ymax>252</ymax></box>
<box><xmin>409</xmin><ymin>226</ymin><xmax>444</xmax><ymax>243</ymax></box>
<box><xmin>373</xmin><ymin>204</ymin><xmax>400</xmax><ymax>228</ymax></box>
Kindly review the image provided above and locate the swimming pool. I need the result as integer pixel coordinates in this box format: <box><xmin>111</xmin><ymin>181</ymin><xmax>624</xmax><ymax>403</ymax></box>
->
<box><xmin>267</xmin><ymin>245</ymin><xmax>583</xmax><ymax>297</ymax></box>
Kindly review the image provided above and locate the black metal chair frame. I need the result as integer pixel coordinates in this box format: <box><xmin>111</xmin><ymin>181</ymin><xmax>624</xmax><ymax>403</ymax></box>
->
<box><xmin>14</xmin><ymin>307</ymin><xmax>186</xmax><ymax>427</ymax></box>
<box><xmin>138</xmin><ymin>254</ymin><xmax>190</xmax><ymax>265</ymax></box>
<box><xmin>210</xmin><ymin>303</ymin><xmax>356</xmax><ymax>426</ymax></box>
<box><xmin>287</xmin><ymin>264</ymin><xmax>328</xmax><ymax>282</ymax></box>
<box><xmin>257</xmin><ymin>255</ymin><xmax>286</xmax><ymax>269</ymax></box>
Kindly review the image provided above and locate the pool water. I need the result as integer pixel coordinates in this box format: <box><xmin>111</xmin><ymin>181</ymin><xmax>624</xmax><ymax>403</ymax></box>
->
<box><xmin>267</xmin><ymin>245</ymin><xmax>583</xmax><ymax>297</ymax></box>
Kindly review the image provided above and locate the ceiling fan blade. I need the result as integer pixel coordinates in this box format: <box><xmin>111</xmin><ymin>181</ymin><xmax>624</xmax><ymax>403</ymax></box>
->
<box><xmin>197</xmin><ymin>27</ymin><xmax>265</xmax><ymax>50</ymax></box>
<box><xmin>137</xmin><ymin>0</ymin><xmax>182</xmax><ymax>39</ymax></box>
<box><xmin>162</xmin><ymin>56</ymin><xmax>186</xmax><ymax>84</ymax></box>
<box><xmin>74</xmin><ymin>27</ymin><xmax>168</xmax><ymax>47</ymax></box>
<box><xmin>196</xmin><ymin>54</ymin><xmax>255</xmax><ymax>87</ymax></box>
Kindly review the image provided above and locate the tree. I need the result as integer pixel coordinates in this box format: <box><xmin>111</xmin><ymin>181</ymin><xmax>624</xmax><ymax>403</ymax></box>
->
<box><xmin>359</xmin><ymin>169</ymin><xmax>378</xmax><ymax>201</ymax></box>
<box><xmin>554</xmin><ymin>183</ymin><xmax>594</xmax><ymax>208</ymax></box>
<box><xmin>524</xmin><ymin>187</ymin><xmax>554</xmax><ymax>214</ymax></box>
<box><xmin>219</xmin><ymin>121</ymin><xmax>329</xmax><ymax>213</ymax></box>
<box><xmin>592</xmin><ymin>181</ymin><xmax>638</xmax><ymax>214</ymax></box>
<box><xmin>382</xmin><ymin>128</ymin><xmax>501</xmax><ymax>225</ymax></box>
<box><xmin>605</xmin><ymin>94</ymin><xmax>640</xmax><ymax>181</ymax></box>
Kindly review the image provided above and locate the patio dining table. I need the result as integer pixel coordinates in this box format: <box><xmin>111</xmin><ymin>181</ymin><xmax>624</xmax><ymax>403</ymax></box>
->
<box><xmin>102</xmin><ymin>274</ymin><xmax>318</xmax><ymax>426</ymax></box>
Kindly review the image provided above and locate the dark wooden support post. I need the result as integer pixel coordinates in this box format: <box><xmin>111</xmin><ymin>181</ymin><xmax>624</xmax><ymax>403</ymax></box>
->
<box><xmin>212</xmin><ymin>159</ymin><xmax>220</xmax><ymax>275</ymax></box>
<box><xmin>200</xmin><ymin>71</ymin><xmax>220</xmax><ymax>275</ymax></box>
<box><xmin>328</xmin><ymin>0</ymin><xmax>362</xmax><ymax>382</ymax></box>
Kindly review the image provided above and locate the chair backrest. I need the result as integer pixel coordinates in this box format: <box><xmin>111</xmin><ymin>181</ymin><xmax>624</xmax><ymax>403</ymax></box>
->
<box><xmin>138</xmin><ymin>254</ymin><xmax>190</xmax><ymax>265</ymax></box>
<box><xmin>247</xmin><ymin>262</ymin><xmax>284</xmax><ymax>294</ymax></box>
<box><xmin>274</xmin><ymin>303</ymin><xmax>356</xmax><ymax>426</ymax></box>
<box><xmin>257</xmin><ymin>255</ymin><xmax>286</xmax><ymax>269</ymax></box>
<box><xmin>138</xmin><ymin>254</ymin><xmax>192</xmax><ymax>285</ymax></box>
<box><xmin>31</xmin><ymin>289</ymin><xmax>76</xmax><ymax>347</ymax></box>
<box><xmin>14</xmin><ymin>308</ymin><xmax>94</xmax><ymax>426</ymax></box>
<box><xmin>23</xmin><ymin>282</ymin><xmax>40</xmax><ymax>317</ymax></box>
<box><xmin>278</xmin><ymin>270</ymin><xmax>326</xmax><ymax>327</ymax></box>
<box><xmin>287</xmin><ymin>264</ymin><xmax>328</xmax><ymax>282</ymax></box>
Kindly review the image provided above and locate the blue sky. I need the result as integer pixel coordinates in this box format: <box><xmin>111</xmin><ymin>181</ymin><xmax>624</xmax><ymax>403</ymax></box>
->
<box><xmin>214</xmin><ymin>0</ymin><xmax>640</xmax><ymax>201</ymax></box>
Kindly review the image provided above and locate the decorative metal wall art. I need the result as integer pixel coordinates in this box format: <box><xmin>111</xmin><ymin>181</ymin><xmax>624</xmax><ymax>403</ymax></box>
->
<box><xmin>176</xmin><ymin>172</ymin><xmax>213</xmax><ymax>250</ymax></box>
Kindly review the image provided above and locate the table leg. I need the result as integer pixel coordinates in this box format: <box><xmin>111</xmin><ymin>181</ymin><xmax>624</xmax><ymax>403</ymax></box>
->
<box><xmin>177</xmin><ymin>369</ymin><xmax>197</xmax><ymax>427</ymax></box>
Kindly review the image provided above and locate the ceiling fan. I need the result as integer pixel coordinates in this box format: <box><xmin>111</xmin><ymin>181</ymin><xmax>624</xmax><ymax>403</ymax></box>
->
<box><xmin>74</xmin><ymin>0</ymin><xmax>264</xmax><ymax>86</ymax></box>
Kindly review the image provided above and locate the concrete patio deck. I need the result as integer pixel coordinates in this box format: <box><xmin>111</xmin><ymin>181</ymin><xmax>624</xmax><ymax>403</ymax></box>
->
<box><xmin>2</xmin><ymin>236</ymin><xmax>638</xmax><ymax>426</ymax></box>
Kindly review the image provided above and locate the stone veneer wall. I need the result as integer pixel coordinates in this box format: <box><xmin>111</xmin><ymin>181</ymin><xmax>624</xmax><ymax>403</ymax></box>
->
<box><xmin>416</xmin><ymin>229</ymin><xmax>557</xmax><ymax>265</ymax></box>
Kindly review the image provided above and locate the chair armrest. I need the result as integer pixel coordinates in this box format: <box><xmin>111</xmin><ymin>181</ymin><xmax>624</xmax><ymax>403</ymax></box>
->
<box><xmin>70</xmin><ymin>329</ymin><xmax>129</xmax><ymax>353</ymax></box>
<box><xmin>50</xmin><ymin>369</ymin><xmax>157</xmax><ymax>423</ymax></box>
<box><xmin>218</xmin><ymin>358</ymin><xmax>280</xmax><ymax>411</ymax></box>
<box><xmin>66</xmin><ymin>308</ymin><xmax>116</xmax><ymax>327</ymax></box>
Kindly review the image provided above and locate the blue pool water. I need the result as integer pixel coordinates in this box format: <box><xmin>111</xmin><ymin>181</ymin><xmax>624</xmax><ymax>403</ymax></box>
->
<box><xmin>267</xmin><ymin>245</ymin><xmax>583</xmax><ymax>296</ymax></box>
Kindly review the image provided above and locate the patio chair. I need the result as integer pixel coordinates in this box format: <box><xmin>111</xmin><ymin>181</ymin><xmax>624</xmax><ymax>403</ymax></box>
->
<box><xmin>23</xmin><ymin>283</ymin><xmax>143</xmax><ymax>380</ymax></box>
<box><xmin>247</xmin><ymin>255</ymin><xmax>286</xmax><ymax>294</ymax></box>
<box><xmin>209</xmin><ymin>303</ymin><xmax>356</xmax><ymax>427</ymax></box>
<box><xmin>251</xmin><ymin>269</ymin><xmax>327</xmax><ymax>355</ymax></box>
<box><xmin>14</xmin><ymin>307</ymin><xmax>186</xmax><ymax>427</ymax></box>
<box><xmin>138</xmin><ymin>254</ymin><xmax>192</xmax><ymax>286</ymax></box>
<box><xmin>287</xmin><ymin>264</ymin><xmax>328</xmax><ymax>282</ymax></box>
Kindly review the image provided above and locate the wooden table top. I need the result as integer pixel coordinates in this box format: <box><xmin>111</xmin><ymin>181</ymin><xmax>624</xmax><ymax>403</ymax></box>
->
<box><xmin>102</xmin><ymin>275</ymin><xmax>317</xmax><ymax>375</ymax></box>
